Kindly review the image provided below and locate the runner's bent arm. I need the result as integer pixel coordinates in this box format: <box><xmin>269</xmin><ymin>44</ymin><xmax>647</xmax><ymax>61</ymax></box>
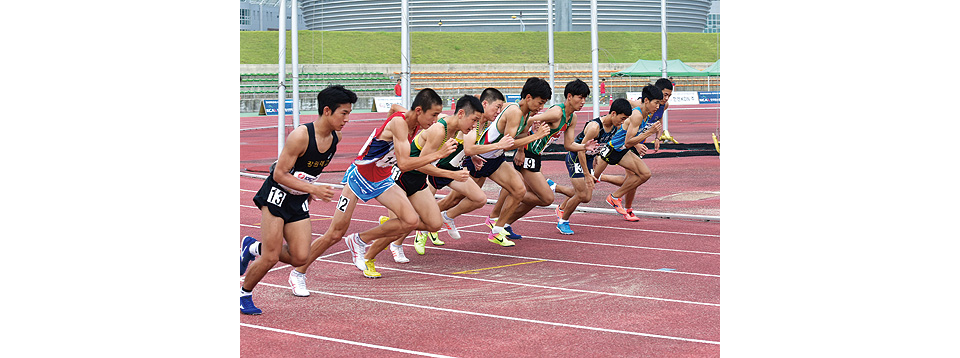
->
<box><xmin>391</xmin><ymin>119</ymin><xmax>456</xmax><ymax>172</ymax></box>
<box><xmin>272</xmin><ymin>126</ymin><xmax>335</xmax><ymax>201</ymax></box>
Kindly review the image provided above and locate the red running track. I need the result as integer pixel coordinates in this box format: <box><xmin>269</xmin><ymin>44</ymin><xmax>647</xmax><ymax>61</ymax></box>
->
<box><xmin>239</xmin><ymin>173</ymin><xmax>720</xmax><ymax>357</ymax></box>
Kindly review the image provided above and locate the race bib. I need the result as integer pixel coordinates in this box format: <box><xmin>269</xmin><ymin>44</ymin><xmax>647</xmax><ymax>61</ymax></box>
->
<box><xmin>279</xmin><ymin>171</ymin><xmax>318</xmax><ymax>195</ymax></box>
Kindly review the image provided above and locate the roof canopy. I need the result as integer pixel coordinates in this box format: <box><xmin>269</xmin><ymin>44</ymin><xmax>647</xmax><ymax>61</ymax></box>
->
<box><xmin>612</xmin><ymin>59</ymin><xmax>707</xmax><ymax>77</ymax></box>
<box><xmin>702</xmin><ymin>59</ymin><xmax>720</xmax><ymax>76</ymax></box>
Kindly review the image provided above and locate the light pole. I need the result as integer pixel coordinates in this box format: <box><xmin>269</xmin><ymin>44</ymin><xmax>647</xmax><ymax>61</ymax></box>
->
<box><xmin>511</xmin><ymin>11</ymin><xmax>525</xmax><ymax>32</ymax></box>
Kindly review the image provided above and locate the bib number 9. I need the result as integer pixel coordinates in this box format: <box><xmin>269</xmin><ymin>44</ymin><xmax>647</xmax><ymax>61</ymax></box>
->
<box><xmin>523</xmin><ymin>158</ymin><xmax>537</xmax><ymax>169</ymax></box>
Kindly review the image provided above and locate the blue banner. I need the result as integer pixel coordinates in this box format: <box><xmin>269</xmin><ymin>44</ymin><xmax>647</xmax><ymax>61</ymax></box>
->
<box><xmin>260</xmin><ymin>99</ymin><xmax>295</xmax><ymax>115</ymax></box>
<box><xmin>697</xmin><ymin>91</ymin><xmax>720</xmax><ymax>104</ymax></box>
<box><xmin>505</xmin><ymin>94</ymin><xmax>521</xmax><ymax>104</ymax></box>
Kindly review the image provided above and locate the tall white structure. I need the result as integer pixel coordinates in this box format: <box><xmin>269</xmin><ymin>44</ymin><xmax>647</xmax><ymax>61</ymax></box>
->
<box><xmin>299</xmin><ymin>0</ymin><xmax>711</xmax><ymax>33</ymax></box>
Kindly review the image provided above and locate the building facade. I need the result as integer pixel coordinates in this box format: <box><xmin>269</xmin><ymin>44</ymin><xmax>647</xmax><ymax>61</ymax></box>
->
<box><xmin>298</xmin><ymin>0</ymin><xmax>712</xmax><ymax>33</ymax></box>
<box><xmin>240</xmin><ymin>0</ymin><xmax>308</xmax><ymax>31</ymax></box>
<box><xmin>703</xmin><ymin>0</ymin><xmax>719</xmax><ymax>33</ymax></box>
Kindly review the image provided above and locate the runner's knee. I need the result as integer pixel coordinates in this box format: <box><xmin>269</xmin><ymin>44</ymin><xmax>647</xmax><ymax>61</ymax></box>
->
<box><xmin>578</xmin><ymin>190</ymin><xmax>593</xmax><ymax>203</ymax></box>
<box><xmin>287</xmin><ymin>251</ymin><xmax>309</xmax><ymax>267</ymax></box>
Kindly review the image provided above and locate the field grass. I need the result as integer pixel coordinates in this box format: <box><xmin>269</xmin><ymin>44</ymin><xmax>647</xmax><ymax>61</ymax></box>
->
<box><xmin>240</xmin><ymin>31</ymin><xmax>719</xmax><ymax>64</ymax></box>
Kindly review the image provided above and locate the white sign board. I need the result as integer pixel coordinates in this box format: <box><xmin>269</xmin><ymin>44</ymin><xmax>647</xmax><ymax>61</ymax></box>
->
<box><xmin>372</xmin><ymin>96</ymin><xmax>402</xmax><ymax>112</ymax></box>
<box><xmin>667</xmin><ymin>91</ymin><xmax>699</xmax><ymax>105</ymax></box>
<box><xmin>626</xmin><ymin>91</ymin><xmax>701</xmax><ymax>105</ymax></box>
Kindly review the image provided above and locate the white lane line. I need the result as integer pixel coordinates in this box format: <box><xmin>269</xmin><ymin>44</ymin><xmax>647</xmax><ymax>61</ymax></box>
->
<box><xmin>239</xmin><ymin>205</ymin><xmax>719</xmax><ymax>277</ymax></box>
<box><xmin>240</xmin><ymin>323</ymin><xmax>457</xmax><ymax>357</ymax></box>
<box><xmin>254</xmin><ymin>282</ymin><xmax>720</xmax><ymax>345</ymax></box>
<box><xmin>315</xmin><ymin>258</ymin><xmax>719</xmax><ymax>307</ymax></box>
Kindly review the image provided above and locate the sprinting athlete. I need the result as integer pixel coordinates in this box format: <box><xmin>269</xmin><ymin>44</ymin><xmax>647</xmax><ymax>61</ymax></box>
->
<box><xmin>553</xmin><ymin>98</ymin><xmax>632</xmax><ymax>234</ymax></box>
<box><xmin>240</xmin><ymin>85</ymin><xmax>356</xmax><ymax>315</ymax></box>
<box><xmin>490</xmin><ymin>79</ymin><xmax>596</xmax><ymax>237</ymax></box>
<box><xmin>591</xmin><ymin>84</ymin><xmax>664</xmax><ymax>221</ymax></box>
<box><xmin>289</xmin><ymin>88</ymin><xmax>455</xmax><ymax>285</ymax></box>
<box><xmin>594</xmin><ymin>78</ymin><xmax>674</xmax><ymax>216</ymax></box>
<box><xmin>463</xmin><ymin>78</ymin><xmax>552</xmax><ymax>247</ymax></box>
<box><xmin>379</xmin><ymin>95</ymin><xmax>505</xmax><ymax>258</ymax></box>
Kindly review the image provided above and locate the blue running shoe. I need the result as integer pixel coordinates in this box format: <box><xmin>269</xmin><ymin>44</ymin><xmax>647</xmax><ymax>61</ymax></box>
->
<box><xmin>546</xmin><ymin>179</ymin><xmax>557</xmax><ymax>192</ymax></box>
<box><xmin>240</xmin><ymin>295</ymin><xmax>262</xmax><ymax>315</ymax></box>
<box><xmin>557</xmin><ymin>221</ymin><xmax>574</xmax><ymax>235</ymax></box>
<box><xmin>504</xmin><ymin>225</ymin><xmax>522</xmax><ymax>240</ymax></box>
<box><xmin>240</xmin><ymin>236</ymin><xmax>258</xmax><ymax>276</ymax></box>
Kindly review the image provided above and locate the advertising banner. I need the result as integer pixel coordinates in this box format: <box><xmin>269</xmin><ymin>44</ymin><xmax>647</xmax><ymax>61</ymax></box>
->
<box><xmin>260</xmin><ymin>99</ymin><xmax>294</xmax><ymax>115</ymax></box>
<box><xmin>698</xmin><ymin>91</ymin><xmax>720</xmax><ymax>104</ymax></box>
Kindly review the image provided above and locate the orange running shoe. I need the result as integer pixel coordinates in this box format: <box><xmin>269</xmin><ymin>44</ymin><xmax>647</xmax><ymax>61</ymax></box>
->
<box><xmin>623</xmin><ymin>209</ymin><xmax>641</xmax><ymax>222</ymax></box>
<box><xmin>605</xmin><ymin>194</ymin><xmax>628</xmax><ymax>215</ymax></box>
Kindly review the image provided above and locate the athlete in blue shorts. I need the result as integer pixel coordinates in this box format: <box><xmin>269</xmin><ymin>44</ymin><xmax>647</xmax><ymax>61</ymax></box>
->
<box><xmin>590</xmin><ymin>84</ymin><xmax>664</xmax><ymax>221</ymax></box>
<box><xmin>595</xmin><ymin>78</ymin><xmax>674</xmax><ymax>217</ymax></box>
<box><xmin>290</xmin><ymin>88</ymin><xmax>456</xmax><ymax>281</ymax></box>
<box><xmin>553</xmin><ymin>98</ymin><xmax>632</xmax><ymax>234</ymax></box>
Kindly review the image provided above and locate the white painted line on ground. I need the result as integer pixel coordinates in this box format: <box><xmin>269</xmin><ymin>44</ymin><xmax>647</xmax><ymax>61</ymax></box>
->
<box><xmin>254</xmin><ymin>282</ymin><xmax>720</xmax><ymax>345</ymax></box>
<box><xmin>240</xmin><ymin>323</ymin><xmax>457</xmax><ymax>357</ymax></box>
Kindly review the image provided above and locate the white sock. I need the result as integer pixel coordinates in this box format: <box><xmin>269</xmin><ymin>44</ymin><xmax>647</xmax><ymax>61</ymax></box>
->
<box><xmin>492</xmin><ymin>225</ymin><xmax>504</xmax><ymax>234</ymax></box>
<box><xmin>560</xmin><ymin>219</ymin><xmax>569</xmax><ymax>224</ymax></box>
<box><xmin>391</xmin><ymin>243</ymin><xmax>403</xmax><ymax>249</ymax></box>
<box><xmin>290</xmin><ymin>270</ymin><xmax>305</xmax><ymax>277</ymax></box>
<box><xmin>441</xmin><ymin>211</ymin><xmax>452</xmax><ymax>221</ymax></box>
<box><xmin>250</xmin><ymin>242</ymin><xmax>261</xmax><ymax>256</ymax></box>
<box><xmin>241</xmin><ymin>287</ymin><xmax>253</xmax><ymax>297</ymax></box>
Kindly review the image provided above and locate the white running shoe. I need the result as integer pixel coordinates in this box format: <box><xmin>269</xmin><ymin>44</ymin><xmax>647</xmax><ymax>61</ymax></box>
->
<box><xmin>288</xmin><ymin>270</ymin><xmax>310</xmax><ymax>297</ymax></box>
<box><xmin>390</xmin><ymin>244</ymin><xmax>410</xmax><ymax>263</ymax></box>
<box><xmin>441</xmin><ymin>211</ymin><xmax>461</xmax><ymax>239</ymax></box>
<box><xmin>344</xmin><ymin>233</ymin><xmax>368</xmax><ymax>270</ymax></box>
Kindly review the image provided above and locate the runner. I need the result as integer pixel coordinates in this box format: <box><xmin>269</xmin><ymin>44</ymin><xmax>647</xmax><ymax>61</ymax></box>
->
<box><xmin>594</xmin><ymin>78</ymin><xmax>674</xmax><ymax>217</ymax></box>
<box><xmin>491</xmin><ymin>79</ymin><xmax>596</xmax><ymax>237</ymax></box>
<box><xmin>288</xmin><ymin>88</ymin><xmax>455</xmax><ymax>285</ymax></box>
<box><xmin>240</xmin><ymin>85</ymin><xmax>356</xmax><ymax>314</ymax></box>
<box><xmin>591</xmin><ymin>84</ymin><xmax>664</xmax><ymax>221</ymax></box>
<box><xmin>463</xmin><ymin>78</ymin><xmax>552</xmax><ymax>247</ymax></box>
<box><xmin>553</xmin><ymin>98</ymin><xmax>632</xmax><ymax>234</ymax></box>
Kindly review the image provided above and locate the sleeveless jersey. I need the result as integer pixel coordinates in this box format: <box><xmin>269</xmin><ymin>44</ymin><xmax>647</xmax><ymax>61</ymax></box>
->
<box><xmin>526</xmin><ymin>103</ymin><xmax>571</xmax><ymax>155</ymax></box>
<box><xmin>354</xmin><ymin>112</ymin><xmax>417</xmax><ymax>182</ymax></box>
<box><xmin>645</xmin><ymin>104</ymin><xmax>666</xmax><ymax>132</ymax></box>
<box><xmin>607</xmin><ymin>108</ymin><xmax>654</xmax><ymax>151</ymax></box>
<box><xmin>274</xmin><ymin>122</ymin><xmax>339</xmax><ymax>195</ymax></box>
<box><xmin>476</xmin><ymin>102</ymin><xmax>529</xmax><ymax>159</ymax></box>
<box><xmin>409</xmin><ymin>118</ymin><xmax>466</xmax><ymax>171</ymax></box>
<box><xmin>575</xmin><ymin>117</ymin><xmax>618</xmax><ymax>156</ymax></box>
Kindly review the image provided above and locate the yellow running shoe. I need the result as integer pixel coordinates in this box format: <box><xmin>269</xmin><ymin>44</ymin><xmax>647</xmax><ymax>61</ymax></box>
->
<box><xmin>487</xmin><ymin>230</ymin><xmax>516</xmax><ymax>247</ymax></box>
<box><xmin>379</xmin><ymin>216</ymin><xmax>392</xmax><ymax>251</ymax></box>
<box><xmin>362</xmin><ymin>259</ymin><xmax>381</xmax><ymax>278</ymax></box>
<box><xmin>414</xmin><ymin>231</ymin><xmax>427</xmax><ymax>255</ymax></box>
<box><xmin>429</xmin><ymin>231</ymin><xmax>444</xmax><ymax>246</ymax></box>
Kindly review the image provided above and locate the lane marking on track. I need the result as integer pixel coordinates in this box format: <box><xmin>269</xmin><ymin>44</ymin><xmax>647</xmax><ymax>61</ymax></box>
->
<box><xmin>239</xmin><ymin>206</ymin><xmax>719</xmax><ymax>276</ymax></box>
<box><xmin>240</xmin><ymin>323</ymin><xmax>457</xmax><ymax>358</ymax></box>
<box><xmin>315</xmin><ymin>258</ymin><xmax>719</xmax><ymax>306</ymax></box>
<box><xmin>236</xmin><ymin>193</ymin><xmax>720</xmax><ymax>239</ymax></box>
<box><xmin>451</xmin><ymin>260</ymin><xmax>546</xmax><ymax>275</ymax></box>
<box><xmin>458</xmin><ymin>228</ymin><xmax>718</xmax><ymax>255</ymax></box>
<box><xmin>253</xmin><ymin>282</ymin><xmax>720</xmax><ymax>345</ymax></box>
<box><xmin>239</xmin><ymin>221</ymin><xmax>718</xmax><ymax>305</ymax></box>
<box><xmin>419</xmin><ymin>244</ymin><xmax>719</xmax><ymax>278</ymax></box>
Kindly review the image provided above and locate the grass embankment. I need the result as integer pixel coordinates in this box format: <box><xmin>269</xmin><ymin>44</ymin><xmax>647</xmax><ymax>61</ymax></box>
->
<box><xmin>240</xmin><ymin>31</ymin><xmax>719</xmax><ymax>64</ymax></box>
